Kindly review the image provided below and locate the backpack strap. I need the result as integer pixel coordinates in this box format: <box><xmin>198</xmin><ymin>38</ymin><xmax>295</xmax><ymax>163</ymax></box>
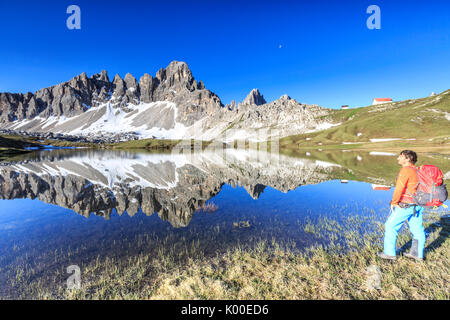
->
<box><xmin>406</xmin><ymin>166</ymin><xmax>420</xmax><ymax>204</ymax></box>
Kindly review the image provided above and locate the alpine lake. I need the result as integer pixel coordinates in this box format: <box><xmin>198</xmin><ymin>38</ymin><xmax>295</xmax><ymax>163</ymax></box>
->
<box><xmin>0</xmin><ymin>146</ymin><xmax>448</xmax><ymax>299</ymax></box>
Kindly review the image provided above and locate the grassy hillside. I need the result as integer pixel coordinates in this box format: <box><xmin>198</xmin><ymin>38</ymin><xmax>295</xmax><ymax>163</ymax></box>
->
<box><xmin>108</xmin><ymin>139</ymin><xmax>189</xmax><ymax>150</ymax></box>
<box><xmin>280</xmin><ymin>89</ymin><xmax>450</xmax><ymax>150</ymax></box>
<box><xmin>107</xmin><ymin>138</ymin><xmax>224</xmax><ymax>150</ymax></box>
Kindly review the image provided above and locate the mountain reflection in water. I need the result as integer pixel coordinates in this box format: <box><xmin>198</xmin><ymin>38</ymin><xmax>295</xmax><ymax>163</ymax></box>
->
<box><xmin>0</xmin><ymin>149</ymin><xmax>448</xmax><ymax>228</ymax></box>
<box><xmin>0</xmin><ymin>149</ymin><xmax>352</xmax><ymax>227</ymax></box>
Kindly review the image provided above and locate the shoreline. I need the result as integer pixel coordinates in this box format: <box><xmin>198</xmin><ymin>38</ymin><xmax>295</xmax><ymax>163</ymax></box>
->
<box><xmin>2</xmin><ymin>131</ymin><xmax>449</xmax><ymax>154</ymax></box>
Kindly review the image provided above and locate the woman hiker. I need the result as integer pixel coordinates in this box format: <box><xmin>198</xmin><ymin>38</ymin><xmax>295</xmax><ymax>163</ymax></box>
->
<box><xmin>378</xmin><ymin>150</ymin><xmax>425</xmax><ymax>261</ymax></box>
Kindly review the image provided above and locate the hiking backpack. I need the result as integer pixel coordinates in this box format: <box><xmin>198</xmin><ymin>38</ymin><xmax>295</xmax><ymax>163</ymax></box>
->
<box><xmin>412</xmin><ymin>165</ymin><xmax>448</xmax><ymax>207</ymax></box>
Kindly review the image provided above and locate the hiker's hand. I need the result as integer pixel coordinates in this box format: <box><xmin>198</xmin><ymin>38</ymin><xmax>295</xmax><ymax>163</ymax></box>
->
<box><xmin>391</xmin><ymin>204</ymin><xmax>399</xmax><ymax>211</ymax></box>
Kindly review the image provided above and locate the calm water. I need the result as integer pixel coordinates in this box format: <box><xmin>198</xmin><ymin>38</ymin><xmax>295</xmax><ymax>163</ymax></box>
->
<box><xmin>0</xmin><ymin>148</ymin><xmax>448</xmax><ymax>298</ymax></box>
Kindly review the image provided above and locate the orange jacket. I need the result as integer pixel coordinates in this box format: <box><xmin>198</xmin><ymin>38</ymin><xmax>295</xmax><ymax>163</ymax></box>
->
<box><xmin>391</xmin><ymin>165</ymin><xmax>418</xmax><ymax>205</ymax></box>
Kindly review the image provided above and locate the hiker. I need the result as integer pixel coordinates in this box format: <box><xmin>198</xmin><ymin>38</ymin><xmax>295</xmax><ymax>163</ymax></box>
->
<box><xmin>378</xmin><ymin>150</ymin><xmax>425</xmax><ymax>261</ymax></box>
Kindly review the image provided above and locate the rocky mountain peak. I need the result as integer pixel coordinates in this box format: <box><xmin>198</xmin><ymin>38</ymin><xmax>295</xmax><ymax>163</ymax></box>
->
<box><xmin>113</xmin><ymin>74</ymin><xmax>123</xmax><ymax>83</ymax></box>
<box><xmin>79</xmin><ymin>72</ymin><xmax>88</xmax><ymax>80</ymax></box>
<box><xmin>164</xmin><ymin>61</ymin><xmax>195</xmax><ymax>89</ymax></box>
<box><xmin>155</xmin><ymin>68</ymin><xmax>166</xmax><ymax>82</ymax></box>
<box><xmin>124</xmin><ymin>73</ymin><xmax>139</xmax><ymax>104</ymax></box>
<box><xmin>139</xmin><ymin>73</ymin><xmax>151</xmax><ymax>82</ymax></box>
<box><xmin>68</xmin><ymin>72</ymin><xmax>88</xmax><ymax>87</ymax></box>
<box><xmin>139</xmin><ymin>73</ymin><xmax>154</xmax><ymax>103</ymax></box>
<box><xmin>226</xmin><ymin>100</ymin><xmax>237</xmax><ymax>111</ymax></box>
<box><xmin>124</xmin><ymin>73</ymin><xmax>137</xmax><ymax>88</ymax></box>
<box><xmin>3</xmin><ymin>60</ymin><xmax>344</xmax><ymax>140</ymax></box>
<box><xmin>243</xmin><ymin>88</ymin><xmax>266</xmax><ymax>106</ymax></box>
<box><xmin>112</xmin><ymin>74</ymin><xmax>126</xmax><ymax>98</ymax></box>
<box><xmin>92</xmin><ymin>70</ymin><xmax>109</xmax><ymax>82</ymax></box>
<box><xmin>166</xmin><ymin>60</ymin><xmax>190</xmax><ymax>74</ymax></box>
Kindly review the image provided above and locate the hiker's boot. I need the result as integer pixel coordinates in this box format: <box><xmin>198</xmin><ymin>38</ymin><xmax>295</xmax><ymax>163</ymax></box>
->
<box><xmin>377</xmin><ymin>252</ymin><xmax>396</xmax><ymax>260</ymax></box>
<box><xmin>403</xmin><ymin>239</ymin><xmax>424</xmax><ymax>261</ymax></box>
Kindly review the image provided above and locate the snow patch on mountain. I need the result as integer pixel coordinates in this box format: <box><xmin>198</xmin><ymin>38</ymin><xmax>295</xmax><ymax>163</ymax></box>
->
<box><xmin>67</xmin><ymin>101</ymin><xmax>189</xmax><ymax>139</ymax></box>
<box><xmin>5</xmin><ymin>101</ymin><xmax>193</xmax><ymax>140</ymax></box>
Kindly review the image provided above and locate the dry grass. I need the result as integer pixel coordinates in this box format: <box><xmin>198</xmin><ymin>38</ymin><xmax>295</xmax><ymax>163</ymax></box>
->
<box><xmin>148</xmin><ymin>210</ymin><xmax>449</xmax><ymax>300</ymax></box>
<box><xmin>149</xmin><ymin>238</ymin><xmax>449</xmax><ymax>300</ymax></box>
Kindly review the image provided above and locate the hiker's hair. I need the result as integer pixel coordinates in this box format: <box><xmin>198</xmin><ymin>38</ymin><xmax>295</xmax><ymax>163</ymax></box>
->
<box><xmin>400</xmin><ymin>150</ymin><xmax>417</xmax><ymax>164</ymax></box>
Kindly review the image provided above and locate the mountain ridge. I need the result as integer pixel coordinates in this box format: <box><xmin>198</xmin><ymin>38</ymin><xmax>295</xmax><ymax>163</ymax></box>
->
<box><xmin>0</xmin><ymin>61</ymin><xmax>335</xmax><ymax>142</ymax></box>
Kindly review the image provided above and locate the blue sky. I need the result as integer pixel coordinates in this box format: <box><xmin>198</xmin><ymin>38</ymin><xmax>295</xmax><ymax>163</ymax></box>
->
<box><xmin>0</xmin><ymin>0</ymin><xmax>449</xmax><ymax>108</ymax></box>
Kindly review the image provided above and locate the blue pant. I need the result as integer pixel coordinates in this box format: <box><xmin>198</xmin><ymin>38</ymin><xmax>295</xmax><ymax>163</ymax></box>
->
<box><xmin>383</xmin><ymin>205</ymin><xmax>425</xmax><ymax>258</ymax></box>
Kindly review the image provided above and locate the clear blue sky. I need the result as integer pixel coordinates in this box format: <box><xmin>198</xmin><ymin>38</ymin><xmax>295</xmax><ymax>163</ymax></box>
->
<box><xmin>0</xmin><ymin>0</ymin><xmax>449</xmax><ymax>108</ymax></box>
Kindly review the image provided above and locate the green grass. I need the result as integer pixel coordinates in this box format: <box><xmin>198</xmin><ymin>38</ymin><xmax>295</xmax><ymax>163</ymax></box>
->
<box><xmin>108</xmin><ymin>138</ymin><xmax>182</xmax><ymax>149</ymax></box>
<box><xmin>108</xmin><ymin>139</ymin><xmax>221</xmax><ymax>151</ymax></box>
<box><xmin>41</xmin><ymin>139</ymin><xmax>97</xmax><ymax>148</ymax></box>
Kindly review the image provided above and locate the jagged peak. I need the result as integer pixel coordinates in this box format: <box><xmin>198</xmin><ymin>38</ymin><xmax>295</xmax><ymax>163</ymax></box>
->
<box><xmin>124</xmin><ymin>73</ymin><xmax>137</xmax><ymax>88</ymax></box>
<box><xmin>113</xmin><ymin>74</ymin><xmax>123</xmax><ymax>83</ymax></box>
<box><xmin>225</xmin><ymin>100</ymin><xmax>237</xmax><ymax>111</ymax></box>
<box><xmin>165</xmin><ymin>60</ymin><xmax>193</xmax><ymax>82</ymax></box>
<box><xmin>243</xmin><ymin>88</ymin><xmax>266</xmax><ymax>106</ymax></box>
<box><xmin>139</xmin><ymin>73</ymin><xmax>152</xmax><ymax>82</ymax></box>
<box><xmin>279</xmin><ymin>94</ymin><xmax>291</xmax><ymax>101</ymax></box>
<box><xmin>124</xmin><ymin>72</ymin><xmax>135</xmax><ymax>81</ymax></box>
<box><xmin>67</xmin><ymin>72</ymin><xmax>88</xmax><ymax>85</ymax></box>
<box><xmin>66</xmin><ymin>72</ymin><xmax>90</xmax><ymax>89</ymax></box>
<box><xmin>91</xmin><ymin>70</ymin><xmax>109</xmax><ymax>82</ymax></box>
<box><xmin>167</xmin><ymin>60</ymin><xmax>188</xmax><ymax>69</ymax></box>
<box><xmin>155</xmin><ymin>68</ymin><xmax>166</xmax><ymax>81</ymax></box>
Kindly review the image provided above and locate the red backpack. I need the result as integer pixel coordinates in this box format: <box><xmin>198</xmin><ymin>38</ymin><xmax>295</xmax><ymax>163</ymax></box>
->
<box><xmin>412</xmin><ymin>165</ymin><xmax>448</xmax><ymax>207</ymax></box>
